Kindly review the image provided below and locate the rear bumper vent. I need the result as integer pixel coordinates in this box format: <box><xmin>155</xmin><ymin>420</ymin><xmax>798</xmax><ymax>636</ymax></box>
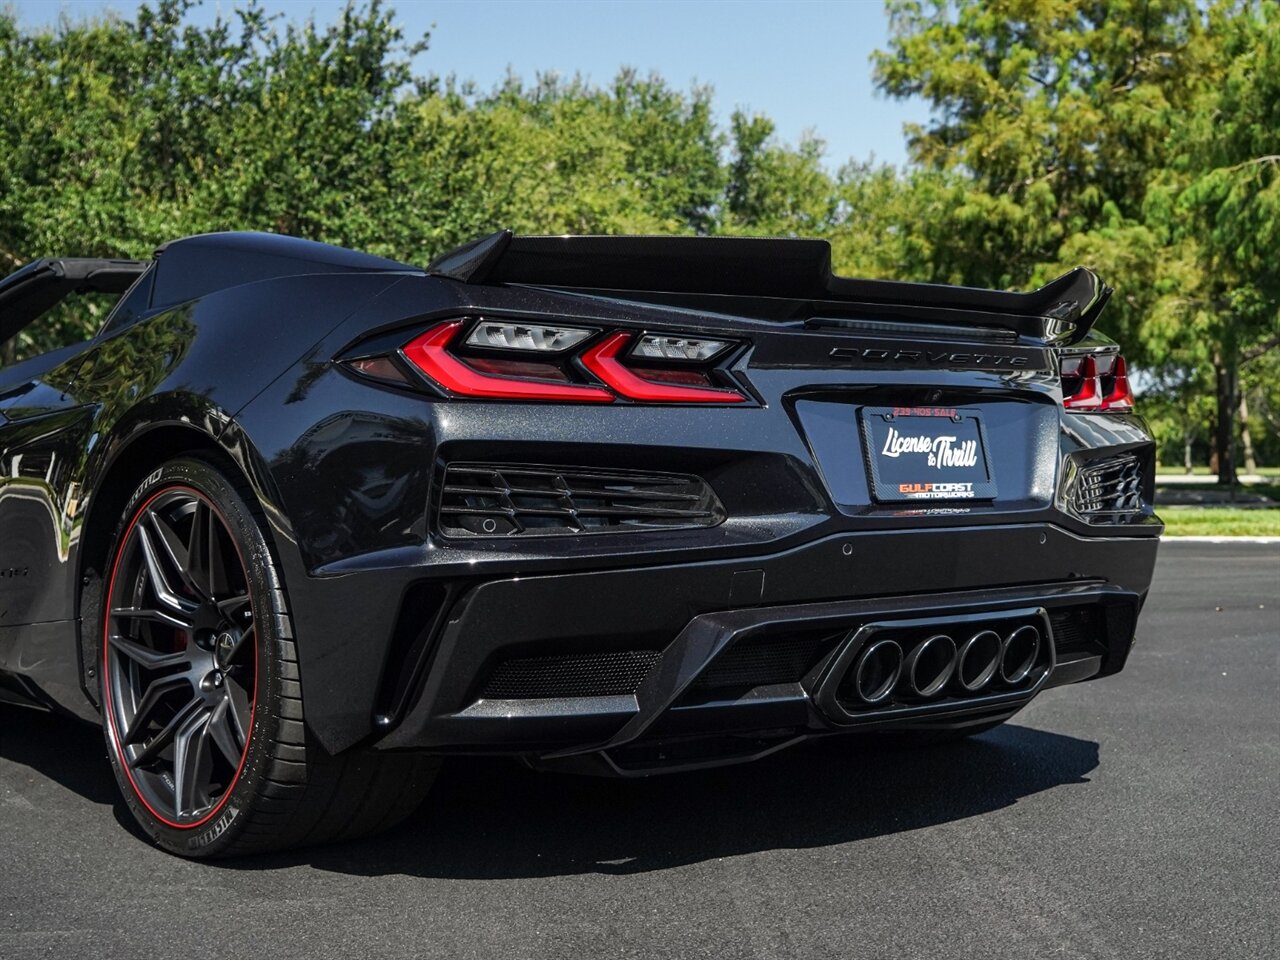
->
<box><xmin>1066</xmin><ymin>454</ymin><xmax>1147</xmax><ymax>522</ymax></box>
<box><xmin>479</xmin><ymin>650</ymin><xmax>660</xmax><ymax>700</ymax></box>
<box><xmin>439</xmin><ymin>463</ymin><xmax>724</xmax><ymax>537</ymax></box>
<box><xmin>689</xmin><ymin>632</ymin><xmax>842</xmax><ymax>694</ymax></box>
<box><xmin>1048</xmin><ymin>606</ymin><xmax>1107</xmax><ymax>658</ymax></box>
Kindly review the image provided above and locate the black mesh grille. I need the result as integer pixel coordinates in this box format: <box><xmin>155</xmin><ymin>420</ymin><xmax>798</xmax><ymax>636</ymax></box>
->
<box><xmin>439</xmin><ymin>463</ymin><xmax>724</xmax><ymax>537</ymax></box>
<box><xmin>1070</xmin><ymin>455</ymin><xmax>1146</xmax><ymax>521</ymax></box>
<box><xmin>1049</xmin><ymin>606</ymin><xmax>1107</xmax><ymax>658</ymax></box>
<box><xmin>690</xmin><ymin>632</ymin><xmax>842</xmax><ymax>691</ymax></box>
<box><xmin>479</xmin><ymin>650</ymin><xmax>660</xmax><ymax>700</ymax></box>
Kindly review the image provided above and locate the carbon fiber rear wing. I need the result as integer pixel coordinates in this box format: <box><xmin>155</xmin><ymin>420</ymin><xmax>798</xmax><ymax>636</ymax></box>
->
<box><xmin>427</xmin><ymin>231</ymin><xmax>1111</xmax><ymax>344</ymax></box>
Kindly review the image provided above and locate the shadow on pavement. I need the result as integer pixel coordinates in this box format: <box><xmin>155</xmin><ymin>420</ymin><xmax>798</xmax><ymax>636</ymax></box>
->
<box><xmin>4</xmin><ymin>707</ymin><xmax>1098</xmax><ymax>878</ymax></box>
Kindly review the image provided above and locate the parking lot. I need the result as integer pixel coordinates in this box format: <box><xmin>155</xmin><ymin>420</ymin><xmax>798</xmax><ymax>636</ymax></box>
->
<box><xmin>2</xmin><ymin>540</ymin><xmax>1277</xmax><ymax>960</ymax></box>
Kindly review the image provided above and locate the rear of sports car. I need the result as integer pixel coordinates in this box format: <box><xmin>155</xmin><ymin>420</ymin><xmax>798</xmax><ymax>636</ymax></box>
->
<box><xmin>233</xmin><ymin>232</ymin><xmax>1160</xmax><ymax>780</ymax></box>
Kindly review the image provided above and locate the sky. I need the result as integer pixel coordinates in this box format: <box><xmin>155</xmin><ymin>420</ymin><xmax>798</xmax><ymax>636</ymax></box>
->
<box><xmin>10</xmin><ymin>0</ymin><xmax>932</xmax><ymax>169</ymax></box>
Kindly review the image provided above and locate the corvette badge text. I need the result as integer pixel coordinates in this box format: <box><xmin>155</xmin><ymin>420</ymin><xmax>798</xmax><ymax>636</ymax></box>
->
<box><xmin>829</xmin><ymin>347</ymin><xmax>1032</xmax><ymax>369</ymax></box>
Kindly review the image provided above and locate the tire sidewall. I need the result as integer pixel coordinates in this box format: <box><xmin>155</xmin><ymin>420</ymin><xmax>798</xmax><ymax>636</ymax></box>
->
<box><xmin>100</xmin><ymin>457</ymin><xmax>288</xmax><ymax>857</ymax></box>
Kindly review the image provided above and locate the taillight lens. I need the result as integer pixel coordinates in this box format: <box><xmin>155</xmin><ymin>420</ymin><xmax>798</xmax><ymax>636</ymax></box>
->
<box><xmin>580</xmin><ymin>332</ymin><xmax>745</xmax><ymax>403</ymax></box>
<box><xmin>389</xmin><ymin>319</ymin><xmax>747</xmax><ymax>404</ymax></box>
<box><xmin>1061</xmin><ymin>353</ymin><xmax>1134</xmax><ymax>412</ymax></box>
<box><xmin>1100</xmin><ymin>355</ymin><xmax>1134</xmax><ymax>411</ymax></box>
<box><xmin>402</xmin><ymin>321</ymin><xmax>614</xmax><ymax>402</ymax></box>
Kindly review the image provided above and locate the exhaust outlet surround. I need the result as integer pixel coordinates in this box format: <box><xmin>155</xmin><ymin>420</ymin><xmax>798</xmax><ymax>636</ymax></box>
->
<box><xmin>812</xmin><ymin>605</ymin><xmax>1056</xmax><ymax>727</ymax></box>
<box><xmin>852</xmin><ymin>638</ymin><xmax>903</xmax><ymax>704</ymax></box>
<box><xmin>956</xmin><ymin>629</ymin><xmax>1003</xmax><ymax>692</ymax></box>
<box><xmin>1000</xmin><ymin>625</ymin><xmax>1041</xmax><ymax>685</ymax></box>
<box><xmin>902</xmin><ymin>633</ymin><xmax>957</xmax><ymax>698</ymax></box>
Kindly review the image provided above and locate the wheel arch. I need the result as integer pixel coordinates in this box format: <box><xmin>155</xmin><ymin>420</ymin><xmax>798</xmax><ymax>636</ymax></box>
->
<box><xmin>74</xmin><ymin>418</ymin><xmax>289</xmax><ymax>707</ymax></box>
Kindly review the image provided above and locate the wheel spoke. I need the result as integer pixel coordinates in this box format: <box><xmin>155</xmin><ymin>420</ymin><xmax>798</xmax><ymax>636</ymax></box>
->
<box><xmin>225</xmin><ymin>673</ymin><xmax>252</xmax><ymax>744</ymax></box>
<box><xmin>137</xmin><ymin>525</ymin><xmax>198</xmax><ymax>617</ymax></box>
<box><xmin>129</xmin><ymin>697</ymin><xmax>203</xmax><ymax>768</ymax></box>
<box><xmin>122</xmin><ymin>674</ymin><xmax>192</xmax><ymax>745</ymax></box>
<box><xmin>188</xmin><ymin>501</ymin><xmax>232</xmax><ymax>598</ymax></box>
<box><xmin>147</xmin><ymin>509</ymin><xmax>209</xmax><ymax>602</ymax></box>
<box><xmin>207</xmin><ymin>697</ymin><xmax>244</xmax><ymax>766</ymax></box>
<box><xmin>172</xmin><ymin>708</ymin><xmax>213</xmax><ymax>818</ymax></box>
<box><xmin>216</xmin><ymin>593</ymin><xmax>251</xmax><ymax>623</ymax></box>
<box><xmin>109</xmin><ymin>633</ymin><xmax>187</xmax><ymax>672</ymax></box>
<box><xmin>111</xmin><ymin>606</ymin><xmax>192</xmax><ymax>631</ymax></box>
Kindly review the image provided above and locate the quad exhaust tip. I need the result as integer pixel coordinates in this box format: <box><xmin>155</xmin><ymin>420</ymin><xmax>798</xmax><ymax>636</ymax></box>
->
<box><xmin>955</xmin><ymin>629</ymin><xmax>1003</xmax><ymax>693</ymax></box>
<box><xmin>1000</xmin><ymin>625</ymin><xmax>1041</xmax><ymax>685</ymax></box>
<box><xmin>843</xmin><ymin>619</ymin><xmax>1045</xmax><ymax>710</ymax></box>
<box><xmin>903</xmin><ymin>633</ymin><xmax>957</xmax><ymax>699</ymax></box>
<box><xmin>852</xmin><ymin>638</ymin><xmax>903</xmax><ymax>704</ymax></box>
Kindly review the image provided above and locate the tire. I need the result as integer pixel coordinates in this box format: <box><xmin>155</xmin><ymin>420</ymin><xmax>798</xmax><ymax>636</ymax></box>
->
<box><xmin>97</xmin><ymin>455</ymin><xmax>438</xmax><ymax>858</ymax></box>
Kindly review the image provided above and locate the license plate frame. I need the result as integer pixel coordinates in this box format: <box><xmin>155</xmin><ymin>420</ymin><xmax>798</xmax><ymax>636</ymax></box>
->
<box><xmin>860</xmin><ymin>405</ymin><xmax>997</xmax><ymax>503</ymax></box>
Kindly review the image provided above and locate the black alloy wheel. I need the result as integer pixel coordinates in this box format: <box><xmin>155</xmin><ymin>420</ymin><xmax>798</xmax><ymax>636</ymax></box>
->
<box><xmin>102</xmin><ymin>486</ymin><xmax>257</xmax><ymax>827</ymax></box>
<box><xmin>98</xmin><ymin>457</ymin><xmax>439</xmax><ymax>858</ymax></box>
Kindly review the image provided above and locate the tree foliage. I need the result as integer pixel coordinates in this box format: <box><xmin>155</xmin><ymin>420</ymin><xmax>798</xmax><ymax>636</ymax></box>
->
<box><xmin>873</xmin><ymin>0</ymin><xmax>1280</xmax><ymax>479</ymax></box>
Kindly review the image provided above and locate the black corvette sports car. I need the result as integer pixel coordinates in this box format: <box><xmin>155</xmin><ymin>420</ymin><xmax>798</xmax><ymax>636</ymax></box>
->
<box><xmin>0</xmin><ymin>231</ymin><xmax>1159</xmax><ymax>857</ymax></box>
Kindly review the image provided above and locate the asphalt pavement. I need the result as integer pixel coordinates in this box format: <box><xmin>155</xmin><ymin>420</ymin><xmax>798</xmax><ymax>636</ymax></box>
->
<box><xmin>2</xmin><ymin>540</ymin><xmax>1277</xmax><ymax>960</ymax></box>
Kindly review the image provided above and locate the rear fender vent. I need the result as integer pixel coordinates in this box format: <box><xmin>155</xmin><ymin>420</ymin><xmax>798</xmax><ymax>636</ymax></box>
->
<box><xmin>1064</xmin><ymin>454</ymin><xmax>1147</xmax><ymax>522</ymax></box>
<box><xmin>479</xmin><ymin>650</ymin><xmax>661</xmax><ymax>700</ymax></box>
<box><xmin>439</xmin><ymin>462</ymin><xmax>725</xmax><ymax>537</ymax></box>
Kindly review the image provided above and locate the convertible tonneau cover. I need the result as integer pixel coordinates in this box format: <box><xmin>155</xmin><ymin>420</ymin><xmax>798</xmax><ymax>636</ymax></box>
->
<box><xmin>427</xmin><ymin>230</ymin><xmax>1111</xmax><ymax>343</ymax></box>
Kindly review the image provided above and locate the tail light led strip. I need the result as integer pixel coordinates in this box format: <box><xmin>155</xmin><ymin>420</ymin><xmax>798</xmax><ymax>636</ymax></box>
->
<box><xmin>398</xmin><ymin>320</ymin><xmax>746</xmax><ymax>404</ymax></box>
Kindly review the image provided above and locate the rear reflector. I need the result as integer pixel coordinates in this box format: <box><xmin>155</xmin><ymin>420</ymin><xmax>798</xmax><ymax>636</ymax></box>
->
<box><xmin>347</xmin><ymin>356</ymin><xmax>412</xmax><ymax>386</ymax></box>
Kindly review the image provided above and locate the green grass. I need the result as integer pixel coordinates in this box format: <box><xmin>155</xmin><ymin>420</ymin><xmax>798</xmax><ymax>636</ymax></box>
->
<box><xmin>1160</xmin><ymin>507</ymin><xmax>1280</xmax><ymax>537</ymax></box>
<box><xmin>1154</xmin><ymin>481</ymin><xmax>1280</xmax><ymax>502</ymax></box>
<box><xmin>1158</xmin><ymin>465</ymin><xmax>1280</xmax><ymax>478</ymax></box>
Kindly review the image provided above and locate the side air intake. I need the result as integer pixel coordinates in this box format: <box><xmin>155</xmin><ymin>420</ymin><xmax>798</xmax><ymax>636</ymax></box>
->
<box><xmin>438</xmin><ymin>463</ymin><xmax>724</xmax><ymax>537</ymax></box>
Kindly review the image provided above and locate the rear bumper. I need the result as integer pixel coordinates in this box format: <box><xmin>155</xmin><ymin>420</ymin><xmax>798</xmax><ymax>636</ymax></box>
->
<box><xmin>367</xmin><ymin>523</ymin><xmax>1157</xmax><ymax>770</ymax></box>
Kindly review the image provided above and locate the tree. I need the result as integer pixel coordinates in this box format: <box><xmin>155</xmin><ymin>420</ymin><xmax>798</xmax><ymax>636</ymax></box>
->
<box><xmin>871</xmin><ymin>0</ymin><xmax>1278</xmax><ymax>480</ymax></box>
<box><xmin>721</xmin><ymin>111</ymin><xmax>835</xmax><ymax>236</ymax></box>
<box><xmin>1172</xmin><ymin>1</ymin><xmax>1280</xmax><ymax>482</ymax></box>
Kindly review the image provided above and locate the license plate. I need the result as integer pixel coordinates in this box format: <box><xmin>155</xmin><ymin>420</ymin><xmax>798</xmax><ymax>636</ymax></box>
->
<box><xmin>860</xmin><ymin>406</ymin><xmax>996</xmax><ymax>502</ymax></box>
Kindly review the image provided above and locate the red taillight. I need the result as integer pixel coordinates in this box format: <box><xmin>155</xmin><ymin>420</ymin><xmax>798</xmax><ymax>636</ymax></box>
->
<box><xmin>402</xmin><ymin>321</ymin><xmax>614</xmax><ymax>402</ymax></box>
<box><xmin>579</xmin><ymin>332</ymin><xmax>746</xmax><ymax>404</ymax></box>
<box><xmin>1101</xmin><ymin>355</ymin><xmax>1134</xmax><ymax>411</ymax></box>
<box><xmin>1062</xmin><ymin>353</ymin><xmax>1134</xmax><ymax>412</ymax></box>
<box><xmin>396</xmin><ymin>320</ymin><xmax>746</xmax><ymax>404</ymax></box>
